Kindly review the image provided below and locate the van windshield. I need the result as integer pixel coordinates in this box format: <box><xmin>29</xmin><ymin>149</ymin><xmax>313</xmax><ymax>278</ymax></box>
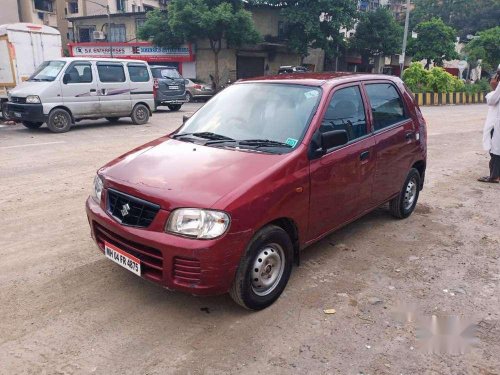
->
<box><xmin>175</xmin><ymin>83</ymin><xmax>322</xmax><ymax>153</ymax></box>
<box><xmin>29</xmin><ymin>61</ymin><xmax>66</xmax><ymax>82</ymax></box>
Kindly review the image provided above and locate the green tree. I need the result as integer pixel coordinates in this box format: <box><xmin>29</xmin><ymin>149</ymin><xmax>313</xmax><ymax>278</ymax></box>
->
<box><xmin>407</xmin><ymin>18</ymin><xmax>459</xmax><ymax>69</ymax></box>
<box><xmin>351</xmin><ymin>7</ymin><xmax>403</xmax><ymax>68</ymax></box>
<box><xmin>251</xmin><ymin>0</ymin><xmax>358</xmax><ymax>60</ymax></box>
<box><xmin>411</xmin><ymin>0</ymin><xmax>500</xmax><ymax>40</ymax></box>
<box><xmin>137</xmin><ymin>0</ymin><xmax>260</xmax><ymax>88</ymax></box>
<box><xmin>464</xmin><ymin>26</ymin><xmax>500</xmax><ymax>73</ymax></box>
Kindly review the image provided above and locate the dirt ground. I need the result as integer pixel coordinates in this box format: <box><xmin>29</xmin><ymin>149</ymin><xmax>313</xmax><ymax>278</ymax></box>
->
<box><xmin>0</xmin><ymin>103</ymin><xmax>499</xmax><ymax>375</ymax></box>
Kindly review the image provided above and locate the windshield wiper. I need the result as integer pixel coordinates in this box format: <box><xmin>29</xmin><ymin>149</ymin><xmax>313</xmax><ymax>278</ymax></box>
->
<box><xmin>172</xmin><ymin>132</ymin><xmax>235</xmax><ymax>141</ymax></box>
<box><xmin>238</xmin><ymin>139</ymin><xmax>293</xmax><ymax>148</ymax></box>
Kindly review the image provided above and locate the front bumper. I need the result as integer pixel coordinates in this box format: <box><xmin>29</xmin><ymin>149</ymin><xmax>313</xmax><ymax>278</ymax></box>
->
<box><xmin>5</xmin><ymin>102</ymin><xmax>45</xmax><ymax>122</ymax></box>
<box><xmin>86</xmin><ymin>196</ymin><xmax>250</xmax><ymax>296</ymax></box>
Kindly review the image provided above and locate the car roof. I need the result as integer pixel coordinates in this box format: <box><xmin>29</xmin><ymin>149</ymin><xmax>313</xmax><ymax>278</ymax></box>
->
<box><xmin>238</xmin><ymin>72</ymin><xmax>401</xmax><ymax>87</ymax></box>
<box><xmin>149</xmin><ymin>66</ymin><xmax>178</xmax><ymax>69</ymax></box>
<box><xmin>49</xmin><ymin>57</ymin><xmax>149</xmax><ymax>64</ymax></box>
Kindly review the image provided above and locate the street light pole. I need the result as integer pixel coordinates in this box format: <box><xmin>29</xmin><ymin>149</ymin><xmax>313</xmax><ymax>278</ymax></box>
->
<box><xmin>400</xmin><ymin>0</ymin><xmax>411</xmax><ymax>78</ymax></box>
<box><xmin>107</xmin><ymin>5</ymin><xmax>113</xmax><ymax>58</ymax></box>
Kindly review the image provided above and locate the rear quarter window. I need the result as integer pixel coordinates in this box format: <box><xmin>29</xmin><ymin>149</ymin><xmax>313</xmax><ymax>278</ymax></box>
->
<box><xmin>365</xmin><ymin>83</ymin><xmax>408</xmax><ymax>131</ymax></box>
<box><xmin>128</xmin><ymin>64</ymin><xmax>150</xmax><ymax>82</ymax></box>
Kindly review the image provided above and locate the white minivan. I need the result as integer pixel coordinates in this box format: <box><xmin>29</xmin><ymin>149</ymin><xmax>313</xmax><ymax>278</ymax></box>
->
<box><xmin>5</xmin><ymin>57</ymin><xmax>155</xmax><ymax>133</ymax></box>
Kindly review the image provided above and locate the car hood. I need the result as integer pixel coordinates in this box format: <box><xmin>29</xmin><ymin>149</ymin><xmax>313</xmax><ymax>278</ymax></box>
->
<box><xmin>100</xmin><ymin>137</ymin><xmax>288</xmax><ymax>211</ymax></box>
<box><xmin>9</xmin><ymin>81</ymin><xmax>54</xmax><ymax>97</ymax></box>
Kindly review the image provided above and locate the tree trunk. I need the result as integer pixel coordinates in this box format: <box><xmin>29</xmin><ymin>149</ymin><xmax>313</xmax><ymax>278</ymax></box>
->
<box><xmin>425</xmin><ymin>58</ymin><xmax>431</xmax><ymax>70</ymax></box>
<box><xmin>210</xmin><ymin>39</ymin><xmax>222</xmax><ymax>91</ymax></box>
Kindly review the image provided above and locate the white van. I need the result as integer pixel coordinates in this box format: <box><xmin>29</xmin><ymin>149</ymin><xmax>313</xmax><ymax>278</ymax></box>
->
<box><xmin>4</xmin><ymin>57</ymin><xmax>155</xmax><ymax>133</ymax></box>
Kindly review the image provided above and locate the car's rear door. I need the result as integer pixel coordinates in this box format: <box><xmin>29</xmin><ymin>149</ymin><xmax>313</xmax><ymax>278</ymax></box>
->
<box><xmin>308</xmin><ymin>83</ymin><xmax>376</xmax><ymax>241</ymax></box>
<box><xmin>96</xmin><ymin>61</ymin><xmax>132</xmax><ymax>116</ymax></box>
<box><xmin>362</xmin><ymin>81</ymin><xmax>417</xmax><ymax>205</ymax></box>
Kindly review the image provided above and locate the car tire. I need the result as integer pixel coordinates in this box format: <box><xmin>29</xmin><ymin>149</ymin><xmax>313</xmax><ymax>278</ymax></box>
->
<box><xmin>131</xmin><ymin>104</ymin><xmax>149</xmax><ymax>125</ymax></box>
<box><xmin>229</xmin><ymin>225</ymin><xmax>293</xmax><ymax>310</ymax></box>
<box><xmin>389</xmin><ymin>168</ymin><xmax>421</xmax><ymax>219</ymax></box>
<box><xmin>185</xmin><ymin>92</ymin><xmax>193</xmax><ymax>103</ymax></box>
<box><xmin>1</xmin><ymin>102</ymin><xmax>10</xmax><ymax>120</ymax></box>
<box><xmin>47</xmin><ymin>108</ymin><xmax>72</xmax><ymax>133</ymax></box>
<box><xmin>22</xmin><ymin>121</ymin><xmax>44</xmax><ymax>129</ymax></box>
<box><xmin>167</xmin><ymin>104</ymin><xmax>182</xmax><ymax>111</ymax></box>
<box><xmin>105</xmin><ymin>117</ymin><xmax>120</xmax><ymax>122</ymax></box>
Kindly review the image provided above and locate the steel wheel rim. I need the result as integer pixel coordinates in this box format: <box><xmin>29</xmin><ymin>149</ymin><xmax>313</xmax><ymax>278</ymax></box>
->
<box><xmin>251</xmin><ymin>243</ymin><xmax>285</xmax><ymax>297</ymax></box>
<box><xmin>136</xmin><ymin>107</ymin><xmax>147</xmax><ymax>121</ymax></box>
<box><xmin>404</xmin><ymin>177</ymin><xmax>417</xmax><ymax>210</ymax></box>
<box><xmin>186</xmin><ymin>92</ymin><xmax>192</xmax><ymax>102</ymax></box>
<box><xmin>53</xmin><ymin>113</ymin><xmax>68</xmax><ymax>129</ymax></box>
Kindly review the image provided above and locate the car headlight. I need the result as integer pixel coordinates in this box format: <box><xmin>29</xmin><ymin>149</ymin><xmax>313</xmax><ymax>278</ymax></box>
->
<box><xmin>91</xmin><ymin>175</ymin><xmax>104</xmax><ymax>203</ymax></box>
<box><xmin>166</xmin><ymin>208</ymin><xmax>230</xmax><ymax>239</ymax></box>
<box><xmin>26</xmin><ymin>95</ymin><xmax>41</xmax><ymax>104</ymax></box>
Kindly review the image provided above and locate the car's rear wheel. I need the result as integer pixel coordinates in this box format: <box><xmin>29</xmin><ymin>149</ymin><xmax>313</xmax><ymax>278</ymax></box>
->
<box><xmin>230</xmin><ymin>225</ymin><xmax>293</xmax><ymax>310</ymax></box>
<box><xmin>131</xmin><ymin>104</ymin><xmax>149</xmax><ymax>125</ymax></box>
<box><xmin>105</xmin><ymin>117</ymin><xmax>120</xmax><ymax>122</ymax></box>
<box><xmin>47</xmin><ymin>108</ymin><xmax>72</xmax><ymax>133</ymax></box>
<box><xmin>167</xmin><ymin>104</ymin><xmax>182</xmax><ymax>111</ymax></box>
<box><xmin>185</xmin><ymin>92</ymin><xmax>193</xmax><ymax>103</ymax></box>
<box><xmin>22</xmin><ymin>121</ymin><xmax>43</xmax><ymax>129</ymax></box>
<box><xmin>389</xmin><ymin>168</ymin><xmax>421</xmax><ymax>219</ymax></box>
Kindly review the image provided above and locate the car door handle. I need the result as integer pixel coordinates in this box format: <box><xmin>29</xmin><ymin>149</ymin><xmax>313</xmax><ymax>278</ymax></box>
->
<box><xmin>360</xmin><ymin>151</ymin><xmax>370</xmax><ymax>161</ymax></box>
<box><xmin>405</xmin><ymin>131</ymin><xmax>415</xmax><ymax>140</ymax></box>
<box><xmin>90</xmin><ymin>89</ymin><xmax>96</xmax><ymax>93</ymax></box>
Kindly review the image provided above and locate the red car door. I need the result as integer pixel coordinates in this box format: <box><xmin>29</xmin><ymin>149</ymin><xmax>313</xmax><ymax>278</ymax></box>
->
<box><xmin>308</xmin><ymin>84</ymin><xmax>376</xmax><ymax>242</ymax></box>
<box><xmin>363</xmin><ymin>81</ymin><xmax>417</xmax><ymax>205</ymax></box>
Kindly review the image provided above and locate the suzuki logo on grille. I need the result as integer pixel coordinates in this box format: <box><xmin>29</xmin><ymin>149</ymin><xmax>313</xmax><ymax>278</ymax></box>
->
<box><xmin>120</xmin><ymin>203</ymin><xmax>131</xmax><ymax>217</ymax></box>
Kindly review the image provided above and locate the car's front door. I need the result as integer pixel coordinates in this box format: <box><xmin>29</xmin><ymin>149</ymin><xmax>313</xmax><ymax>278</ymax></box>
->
<box><xmin>96</xmin><ymin>61</ymin><xmax>132</xmax><ymax>116</ymax></box>
<box><xmin>363</xmin><ymin>81</ymin><xmax>417</xmax><ymax>205</ymax></box>
<box><xmin>61</xmin><ymin>60</ymin><xmax>100</xmax><ymax>117</ymax></box>
<box><xmin>308</xmin><ymin>84</ymin><xmax>376</xmax><ymax>241</ymax></box>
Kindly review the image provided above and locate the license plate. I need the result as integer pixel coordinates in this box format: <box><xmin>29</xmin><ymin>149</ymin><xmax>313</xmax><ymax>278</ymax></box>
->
<box><xmin>104</xmin><ymin>241</ymin><xmax>141</xmax><ymax>276</ymax></box>
<box><xmin>168</xmin><ymin>85</ymin><xmax>179</xmax><ymax>90</ymax></box>
<box><xmin>14</xmin><ymin>112</ymin><xmax>22</xmax><ymax>118</ymax></box>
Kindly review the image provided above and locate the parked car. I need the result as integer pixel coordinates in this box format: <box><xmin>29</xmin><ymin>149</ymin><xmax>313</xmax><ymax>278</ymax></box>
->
<box><xmin>86</xmin><ymin>73</ymin><xmax>427</xmax><ymax>310</ymax></box>
<box><xmin>278</xmin><ymin>65</ymin><xmax>309</xmax><ymax>74</ymax></box>
<box><xmin>185</xmin><ymin>78</ymin><xmax>215</xmax><ymax>102</ymax></box>
<box><xmin>4</xmin><ymin>57</ymin><xmax>154</xmax><ymax>133</ymax></box>
<box><xmin>150</xmin><ymin>66</ymin><xmax>187</xmax><ymax>111</ymax></box>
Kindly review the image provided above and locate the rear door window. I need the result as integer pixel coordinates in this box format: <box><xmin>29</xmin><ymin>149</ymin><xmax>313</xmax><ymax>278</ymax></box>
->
<box><xmin>321</xmin><ymin>85</ymin><xmax>368</xmax><ymax>142</ymax></box>
<box><xmin>365</xmin><ymin>83</ymin><xmax>408</xmax><ymax>131</ymax></box>
<box><xmin>97</xmin><ymin>62</ymin><xmax>126</xmax><ymax>83</ymax></box>
<box><xmin>128</xmin><ymin>64</ymin><xmax>150</xmax><ymax>82</ymax></box>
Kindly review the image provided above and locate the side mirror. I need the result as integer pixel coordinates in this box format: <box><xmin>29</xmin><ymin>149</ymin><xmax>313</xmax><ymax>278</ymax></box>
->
<box><xmin>321</xmin><ymin>129</ymin><xmax>349</xmax><ymax>150</ymax></box>
<box><xmin>182</xmin><ymin>114</ymin><xmax>192</xmax><ymax>124</ymax></box>
<box><xmin>63</xmin><ymin>73</ymin><xmax>70</xmax><ymax>84</ymax></box>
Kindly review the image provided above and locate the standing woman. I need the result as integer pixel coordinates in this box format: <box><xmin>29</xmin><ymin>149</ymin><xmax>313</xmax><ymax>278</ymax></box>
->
<box><xmin>478</xmin><ymin>67</ymin><xmax>500</xmax><ymax>183</ymax></box>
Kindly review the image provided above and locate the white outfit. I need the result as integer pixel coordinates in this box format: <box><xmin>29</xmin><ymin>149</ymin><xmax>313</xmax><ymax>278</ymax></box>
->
<box><xmin>483</xmin><ymin>83</ymin><xmax>500</xmax><ymax>156</ymax></box>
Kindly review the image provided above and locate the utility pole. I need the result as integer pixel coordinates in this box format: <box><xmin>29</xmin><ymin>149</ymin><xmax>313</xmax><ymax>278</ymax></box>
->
<box><xmin>85</xmin><ymin>0</ymin><xmax>113</xmax><ymax>58</ymax></box>
<box><xmin>400</xmin><ymin>0</ymin><xmax>411</xmax><ymax>78</ymax></box>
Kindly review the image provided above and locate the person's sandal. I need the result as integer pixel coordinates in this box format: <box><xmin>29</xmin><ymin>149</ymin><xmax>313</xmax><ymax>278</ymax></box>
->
<box><xmin>478</xmin><ymin>176</ymin><xmax>500</xmax><ymax>183</ymax></box>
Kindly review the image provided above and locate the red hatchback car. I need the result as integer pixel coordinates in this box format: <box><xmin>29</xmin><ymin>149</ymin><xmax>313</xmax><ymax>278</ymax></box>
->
<box><xmin>86</xmin><ymin>73</ymin><xmax>427</xmax><ymax>310</ymax></box>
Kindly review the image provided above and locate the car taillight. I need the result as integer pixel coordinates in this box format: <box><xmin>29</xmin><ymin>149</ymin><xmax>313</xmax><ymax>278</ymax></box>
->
<box><xmin>153</xmin><ymin>78</ymin><xmax>159</xmax><ymax>97</ymax></box>
<box><xmin>194</xmin><ymin>84</ymin><xmax>202</xmax><ymax>89</ymax></box>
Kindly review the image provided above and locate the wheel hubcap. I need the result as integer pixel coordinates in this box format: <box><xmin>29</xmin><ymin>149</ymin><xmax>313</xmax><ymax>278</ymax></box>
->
<box><xmin>136</xmin><ymin>107</ymin><xmax>146</xmax><ymax>120</ymax></box>
<box><xmin>251</xmin><ymin>244</ymin><xmax>285</xmax><ymax>296</ymax></box>
<box><xmin>403</xmin><ymin>177</ymin><xmax>417</xmax><ymax>210</ymax></box>
<box><xmin>53</xmin><ymin>113</ymin><xmax>68</xmax><ymax>129</ymax></box>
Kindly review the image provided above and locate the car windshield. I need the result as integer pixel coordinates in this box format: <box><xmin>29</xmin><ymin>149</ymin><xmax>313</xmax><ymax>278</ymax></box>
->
<box><xmin>152</xmin><ymin>68</ymin><xmax>181</xmax><ymax>79</ymax></box>
<box><xmin>176</xmin><ymin>83</ymin><xmax>322</xmax><ymax>152</ymax></box>
<box><xmin>28</xmin><ymin>60</ymin><xmax>66</xmax><ymax>82</ymax></box>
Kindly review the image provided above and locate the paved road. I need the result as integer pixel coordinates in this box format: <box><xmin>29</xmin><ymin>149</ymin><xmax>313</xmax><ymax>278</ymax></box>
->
<box><xmin>0</xmin><ymin>104</ymin><xmax>498</xmax><ymax>374</ymax></box>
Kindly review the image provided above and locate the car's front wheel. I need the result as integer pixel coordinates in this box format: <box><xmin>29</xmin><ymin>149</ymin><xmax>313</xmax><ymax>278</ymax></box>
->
<box><xmin>230</xmin><ymin>225</ymin><xmax>293</xmax><ymax>310</ymax></box>
<box><xmin>390</xmin><ymin>168</ymin><xmax>421</xmax><ymax>219</ymax></box>
<box><xmin>47</xmin><ymin>108</ymin><xmax>72</xmax><ymax>133</ymax></box>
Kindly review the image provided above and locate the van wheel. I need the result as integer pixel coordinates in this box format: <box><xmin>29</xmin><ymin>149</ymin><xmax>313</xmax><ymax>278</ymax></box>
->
<box><xmin>105</xmin><ymin>117</ymin><xmax>120</xmax><ymax>122</ymax></box>
<box><xmin>167</xmin><ymin>104</ymin><xmax>182</xmax><ymax>111</ymax></box>
<box><xmin>1</xmin><ymin>102</ymin><xmax>10</xmax><ymax>120</ymax></box>
<box><xmin>47</xmin><ymin>108</ymin><xmax>72</xmax><ymax>133</ymax></box>
<box><xmin>22</xmin><ymin>121</ymin><xmax>43</xmax><ymax>129</ymax></box>
<box><xmin>389</xmin><ymin>168</ymin><xmax>421</xmax><ymax>219</ymax></box>
<box><xmin>131</xmin><ymin>104</ymin><xmax>149</xmax><ymax>125</ymax></box>
<box><xmin>230</xmin><ymin>225</ymin><xmax>293</xmax><ymax>310</ymax></box>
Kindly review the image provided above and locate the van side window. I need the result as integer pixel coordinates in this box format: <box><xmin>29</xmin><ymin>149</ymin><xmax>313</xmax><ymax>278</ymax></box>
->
<box><xmin>65</xmin><ymin>62</ymin><xmax>93</xmax><ymax>84</ymax></box>
<box><xmin>321</xmin><ymin>86</ymin><xmax>367</xmax><ymax>141</ymax></box>
<box><xmin>128</xmin><ymin>64</ymin><xmax>150</xmax><ymax>82</ymax></box>
<box><xmin>97</xmin><ymin>63</ymin><xmax>126</xmax><ymax>83</ymax></box>
<box><xmin>365</xmin><ymin>83</ymin><xmax>408</xmax><ymax>131</ymax></box>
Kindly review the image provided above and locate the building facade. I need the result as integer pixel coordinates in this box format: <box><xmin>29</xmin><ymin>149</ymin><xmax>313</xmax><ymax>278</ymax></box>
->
<box><xmin>0</xmin><ymin>0</ymin><xmax>21</xmax><ymax>24</ymax></box>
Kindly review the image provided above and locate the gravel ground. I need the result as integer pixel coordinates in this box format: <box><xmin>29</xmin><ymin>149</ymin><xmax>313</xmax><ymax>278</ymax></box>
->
<box><xmin>0</xmin><ymin>103</ymin><xmax>498</xmax><ymax>375</ymax></box>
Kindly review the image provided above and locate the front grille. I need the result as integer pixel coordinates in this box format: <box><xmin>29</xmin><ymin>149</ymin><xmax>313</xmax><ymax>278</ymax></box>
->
<box><xmin>107</xmin><ymin>189</ymin><xmax>160</xmax><ymax>228</ymax></box>
<box><xmin>94</xmin><ymin>222</ymin><xmax>163</xmax><ymax>281</ymax></box>
<box><xmin>11</xmin><ymin>97</ymin><xmax>26</xmax><ymax>104</ymax></box>
<box><xmin>173</xmin><ymin>257</ymin><xmax>201</xmax><ymax>285</ymax></box>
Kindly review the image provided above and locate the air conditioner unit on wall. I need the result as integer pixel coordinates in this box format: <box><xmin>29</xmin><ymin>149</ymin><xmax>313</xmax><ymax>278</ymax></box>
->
<box><xmin>93</xmin><ymin>31</ymin><xmax>106</xmax><ymax>40</ymax></box>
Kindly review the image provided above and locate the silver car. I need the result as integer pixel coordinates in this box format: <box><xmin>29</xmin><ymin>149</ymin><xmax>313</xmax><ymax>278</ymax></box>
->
<box><xmin>185</xmin><ymin>79</ymin><xmax>215</xmax><ymax>102</ymax></box>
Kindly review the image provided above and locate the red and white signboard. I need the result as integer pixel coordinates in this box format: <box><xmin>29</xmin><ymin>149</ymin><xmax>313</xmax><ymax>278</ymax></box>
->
<box><xmin>68</xmin><ymin>42</ymin><xmax>194</xmax><ymax>63</ymax></box>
